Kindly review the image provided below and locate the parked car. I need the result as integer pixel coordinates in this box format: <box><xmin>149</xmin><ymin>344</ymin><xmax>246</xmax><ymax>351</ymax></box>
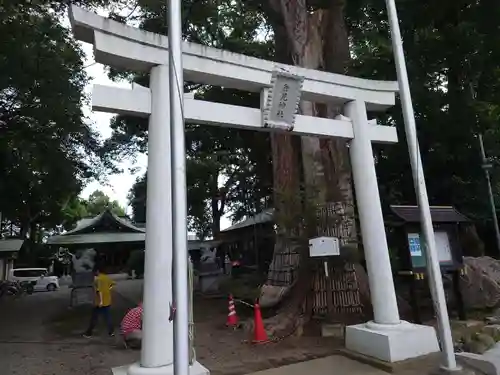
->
<box><xmin>8</xmin><ymin>268</ymin><xmax>60</xmax><ymax>292</ymax></box>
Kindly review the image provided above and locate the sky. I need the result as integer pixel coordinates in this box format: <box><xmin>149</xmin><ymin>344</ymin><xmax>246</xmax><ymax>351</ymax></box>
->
<box><xmin>79</xmin><ymin>43</ymin><xmax>147</xmax><ymax>214</ymax></box>
<box><xmin>75</xmin><ymin>19</ymin><xmax>233</xmax><ymax>230</ymax></box>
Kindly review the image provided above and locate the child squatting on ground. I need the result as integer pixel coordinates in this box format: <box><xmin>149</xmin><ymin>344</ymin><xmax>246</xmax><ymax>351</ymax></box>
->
<box><xmin>121</xmin><ymin>302</ymin><xmax>143</xmax><ymax>349</ymax></box>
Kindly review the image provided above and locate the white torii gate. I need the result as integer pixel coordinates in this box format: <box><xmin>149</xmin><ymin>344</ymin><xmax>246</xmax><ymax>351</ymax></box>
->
<box><xmin>69</xmin><ymin>6</ymin><xmax>440</xmax><ymax>375</ymax></box>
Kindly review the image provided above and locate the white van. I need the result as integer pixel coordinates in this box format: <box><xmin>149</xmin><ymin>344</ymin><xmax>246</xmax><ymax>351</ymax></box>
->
<box><xmin>8</xmin><ymin>268</ymin><xmax>60</xmax><ymax>292</ymax></box>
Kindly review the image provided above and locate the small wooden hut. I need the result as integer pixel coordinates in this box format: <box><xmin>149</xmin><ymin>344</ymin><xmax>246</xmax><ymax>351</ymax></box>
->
<box><xmin>216</xmin><ymin>209</ymin><xmax>275</xmax><ymax>273</ymax></box>
<box><xmin>0</xmin><ymin>239</ymin><xmax>23</xmax><ymax>280</ymax></box>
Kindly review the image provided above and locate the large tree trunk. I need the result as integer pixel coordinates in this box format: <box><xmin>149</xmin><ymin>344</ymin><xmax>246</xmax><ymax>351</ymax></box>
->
<box><xmin>260</xmin><ymin>0</ymin><xmax>370</xmax><ymax>336</ymax></box>
<box><xmin>260</xmin><ymin>9</ymin><xmax>303</xmax><ymax>307</ymax></box>
<box><xmin>320</xmin><ymin>0</ymin><xmax>371</xmax><ymax>311</ymax></box>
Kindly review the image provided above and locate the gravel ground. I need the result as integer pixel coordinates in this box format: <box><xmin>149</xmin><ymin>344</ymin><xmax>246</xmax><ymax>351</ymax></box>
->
<box><xmin>0</xmin><ymin>280</ymin><xmax>340</xmax><ymax>375</ymax></box>
<box><xmin>0</xmin><ymin>279</ymin><xmax>483</xmax><ymax>375</ymax></box>
<box><xmin>0</xmin><ymin>286</ymin><xmax>139</xmax><ymax>375</ymax></box>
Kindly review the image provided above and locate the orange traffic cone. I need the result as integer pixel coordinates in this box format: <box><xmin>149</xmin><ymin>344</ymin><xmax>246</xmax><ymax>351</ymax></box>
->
<box><xmin>252</xmin><ymin>299</ymin><xmax>268</xmax><ymax>344</ymax></box>
<box><xmin>226</xmin><ymin>294</ymin><xmax>239</xmax><ymax>328</ymax></box>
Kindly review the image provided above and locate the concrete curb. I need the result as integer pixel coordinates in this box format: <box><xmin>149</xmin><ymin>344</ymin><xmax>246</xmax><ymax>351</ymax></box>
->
<box><xmin>456</xmin><ymin>343</ymin><xmax>500</xmax><ymax>375</ymax></box>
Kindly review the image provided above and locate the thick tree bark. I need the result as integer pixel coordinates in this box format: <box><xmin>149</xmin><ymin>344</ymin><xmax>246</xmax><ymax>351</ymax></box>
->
<box><xmin>211</xmin><ymin>197</ymin><xmax>221</xmax><ymax>237</ymax></box>
<box><xmin>263</xmin><ymin>14</ymin><xmax>303</xmax><ymax>296</ymax></box>
<box><xmin>278</xmin><ymin>0</ymin><xmax>357</xmax><ymax>237</ymax></box>
<box><xmin>260</xmin><ymin>0</ymin><xmax>370</xmax><ymax>334</ymax></box>
<box><xmin>317</xmin><ymin>0</ymin><xmax>371</xmax><ymax>317</ymax></box>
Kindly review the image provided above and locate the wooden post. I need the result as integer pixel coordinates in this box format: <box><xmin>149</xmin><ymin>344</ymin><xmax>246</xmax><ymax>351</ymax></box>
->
<box><xmin>324</xmin><ymin>258</ymin><xmax>334</xmax><ymax>318</ymax></box>
<box><xmin>409</xmin><ymin>274</ymin><xmax>422</xmax><ymax>324</ymax></box>
<box><xmin>452</xmin><ymin>270</ymin><xmax>466</xmax><ymax>321</ymax></box>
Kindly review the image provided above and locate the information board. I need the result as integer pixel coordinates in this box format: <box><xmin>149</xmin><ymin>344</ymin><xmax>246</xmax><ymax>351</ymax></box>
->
<box><xmin>407</xmin><ymin>232</ymin><xmax>426</xmax><ymax>268</ymax></box>
<box><xmin>435</xmin><ymin>231</ymin><xmax>453</xmax><ymax>264</ymax></box>
<box><xmin>408</xmin><ymin>233</ymin><xmax>422</xmax><ymax>256</ymax></box>
<box><xmin>406</xmin><ymin>231</ymin><xmax>454</xmax><ymax>269</ymax></box>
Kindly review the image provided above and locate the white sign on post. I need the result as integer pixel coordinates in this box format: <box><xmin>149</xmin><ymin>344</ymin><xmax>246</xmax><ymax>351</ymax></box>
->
<box><xmin>309</xmin><ymin>236</ymin><xmax>340</xmax><ymax>257</ymax></box>
<box><xmin>262</xmin><ymin>69</ymin><xmax>303</xmax><ymax>131</ymax></box>
<box><xmin>308</xmin><ymin>236</ymin><xmax>340</xmax><ymax>279</ymax></box>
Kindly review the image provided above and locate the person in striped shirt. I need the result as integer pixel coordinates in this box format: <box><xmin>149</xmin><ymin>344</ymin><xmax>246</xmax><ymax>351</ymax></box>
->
<box><xmin>121</xmin><ymin>302</ymin><xmax>143</xmax><ymax>349</ymax></box>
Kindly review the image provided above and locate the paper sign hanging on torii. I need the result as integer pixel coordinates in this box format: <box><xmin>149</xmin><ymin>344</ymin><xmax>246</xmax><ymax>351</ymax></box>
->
<box><xmin>262</xmin><ymin>69</ymin><xmax>304</xmax><ymax>131</ymax></box>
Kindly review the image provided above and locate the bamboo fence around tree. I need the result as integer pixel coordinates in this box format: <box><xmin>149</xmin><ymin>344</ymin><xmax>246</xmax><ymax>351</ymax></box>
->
<box><xmin>267</xmin><ymin>202</ymin><xmax>365</xmax><ymax>322</ymax></box>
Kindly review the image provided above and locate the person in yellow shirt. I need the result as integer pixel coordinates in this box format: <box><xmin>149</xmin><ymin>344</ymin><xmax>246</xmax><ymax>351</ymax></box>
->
<box><xmin>83</xmin><ymin>265</ymin><xmax>116</xmax><ymax>338</ymax></box>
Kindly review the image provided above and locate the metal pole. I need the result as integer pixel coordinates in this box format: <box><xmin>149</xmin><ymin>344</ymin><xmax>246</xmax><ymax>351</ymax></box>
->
<box><xmin>478</xmin><ymin>134</ymin><xmax>500</xmax><ymax>253</ymax></box>
<box><xmin>168</xmin><ymin>0</ymin><xmax>190</xmax><ymax>374</ymax></box>
<box><xmin>385</xmin><ymin>0</ymin><xmax>458</xmax><ymax>370</ymax></box>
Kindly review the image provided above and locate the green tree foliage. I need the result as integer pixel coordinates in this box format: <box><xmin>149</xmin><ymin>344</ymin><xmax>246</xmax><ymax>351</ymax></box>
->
<box><xmin>346</xmin><ymin>0</ymin><xmax>500</xmax><ymax>225</ymax></box>
<box><xmin>2</xmin><ymin>0</ymin><xmax>129</xmax><ymax>14</ymax></box>
<box><xmin>128</xmin><ymin>120</ymin><xmax>272</xmax><ymax>238</ymax></box>
<box><xmin>0</xmin><ymin>1</ymin><xmax>138</xmax><ymax>242</ymax></box>
<box><xmin>59</xmin><ymin>197</ymin><xmax>89</xmax><ymax>231</ymax></box>
<box><xmin>104</xmin><ymin>0</ymin><xmax>274</xmax><ymax>237</ymax></box>
<box><xmin>128</xmin><ymin>174</ymin><xmax>147</xmax><ymax>223</ymax></box>
<box><xmin>84</xmin><ymin>190</ymin><xmax>126</xmax><ymax>217</ymax></box>
<box><xmin>98</xmin><ymin>0</ymin><xmax>500</xmax><ymax>246</ymax></box>
<box><xmin>0</xmin><ymin>1</ymin><xmax>105</xmax><ymax>239</ymax></box>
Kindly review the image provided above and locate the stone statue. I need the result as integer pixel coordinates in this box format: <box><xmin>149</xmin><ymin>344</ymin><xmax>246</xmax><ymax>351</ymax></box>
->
<box><xmin>199</xmin><ymin>246</ymin><xmax>217</xmax><ymax>265</ymax></box>
<box><xmin>72</xmin><ymin>248</ymin><xmax>97</xmax><ymax>273</ymax></box>
<box><xmin>198</xmin><ymin>246</ymin><xmax>222</xmax><ymax>293</ymax></box>
<box><xmin>70</xmin><ymin>248</ymin><xmax>97</xmax><ymax>307</ymax></box>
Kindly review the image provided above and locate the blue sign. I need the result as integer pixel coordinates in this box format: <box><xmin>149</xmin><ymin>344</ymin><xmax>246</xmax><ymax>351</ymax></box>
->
<box><xmin>408</xmin><ymin>233</ymin><xmax>422</xmax><ymax>257</ymax></box>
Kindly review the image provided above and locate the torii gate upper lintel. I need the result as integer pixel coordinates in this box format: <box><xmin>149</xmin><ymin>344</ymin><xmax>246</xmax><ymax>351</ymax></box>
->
<box><xmin>69</xmin><ymin>5</ymin><xmax>397</xmax><ymax>110</ymax></box>
<box><xmin>69</xmin><ymin>5</ymin><xmax>440</xmax><ymax>374</ymax></box>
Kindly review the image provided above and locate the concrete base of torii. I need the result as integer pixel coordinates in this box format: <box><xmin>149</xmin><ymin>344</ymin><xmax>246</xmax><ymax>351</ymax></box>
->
<box><xmin>345</xmin><ymin>320</ymin><xmax>440</xmax><ymax>363</ymax></box>
<box><xmin>112</xmin><ymin>361</ymin><xmax>210</xmax><ymax>375</ymax></box>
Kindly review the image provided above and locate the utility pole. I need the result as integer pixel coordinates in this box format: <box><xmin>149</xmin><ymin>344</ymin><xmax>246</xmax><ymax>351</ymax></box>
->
<box><xmin>385</xmin><ymin>0</ymin><xmax>458</xmax><ymax>371</ymax></box>
<box><xmin>470</xmin><ymin>73</ymin><xmax>500</xmax><ymax>254</ymax></box>
<box><xmin>168</xmin><ymin>0</ymin><xmax>191</xmax><ymax>374</ymax></box>
<box><xmin>478</xmin><ymin>134</ymin><xmax>500</xmax><ymax>253</ymax></box>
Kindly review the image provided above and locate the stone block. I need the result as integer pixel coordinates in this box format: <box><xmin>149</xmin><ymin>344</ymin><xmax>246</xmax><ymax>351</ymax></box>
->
<box><xmin>451</xmin><ymin>320</ymin><xmax>485</xmax><ymax>330</ymax></box>
<box><xmin>112</xmin><ymin>361</ymin><xmax>210</xmax><ymax>375</ymax></box>
<box><xmin>483</xmin><ymin>325</ymin><xmax>500</xmax><ymax>339</ymax></box>
<box><xmin>466</xmin><ymin>340</ymin><xmax>489</xmax><ymax>355</ymax></box>
<box><xmin>345</xmin><ymin>320</ymin><xmax>440</xmax><ymax>363</ymax></box>
<box><xmin>476</xmin><ymin>333</ymin><xmax>496</xmax><ymax>349</ymax></box>
<box><xmin>321</xmin><ymin>323</ymin><xmax>345</xmax><ymax>339</ymax></box>
<box><xmin>456</xmin><ymin>352</ymin><xmax>500</xmax><ymax>375</ymax></box>
<box><xmin>485</xmin><ymin>317</ymin><xmax>500</xmax><ymax>325</ymax></box>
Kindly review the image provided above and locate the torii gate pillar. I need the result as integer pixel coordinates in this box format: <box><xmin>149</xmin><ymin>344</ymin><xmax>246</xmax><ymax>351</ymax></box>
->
<box><xmin>344</xmin><ymin>100</ymin><xmax>439</xmax><ymax>362</ymax></box>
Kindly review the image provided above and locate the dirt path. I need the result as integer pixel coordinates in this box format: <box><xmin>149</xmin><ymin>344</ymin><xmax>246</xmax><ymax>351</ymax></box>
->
<box><xmin>0</xmin><ymin>279</ymin><xmax>482</xmax><ymax>375</ymax></box>
<box><xmin>0</xmin><ymin>280</ymin><xmax>341</xmax><ymax>375</ymax></box>
<box><xmin>0</xmin><ymin>286</ymin><xmax>138</xmax><ymax>375</ymax></box>
<box><xmin>114</xmin><ymin>279</ymin><xmax>342</xmax><ymax>375</ymax></box>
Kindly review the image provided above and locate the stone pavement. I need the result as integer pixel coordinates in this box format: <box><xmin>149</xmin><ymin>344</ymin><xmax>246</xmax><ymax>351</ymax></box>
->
<box><xmin>246</xmin><ymin>355</ymin><xmax>386</xmax><ymax>375</ymax></box>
